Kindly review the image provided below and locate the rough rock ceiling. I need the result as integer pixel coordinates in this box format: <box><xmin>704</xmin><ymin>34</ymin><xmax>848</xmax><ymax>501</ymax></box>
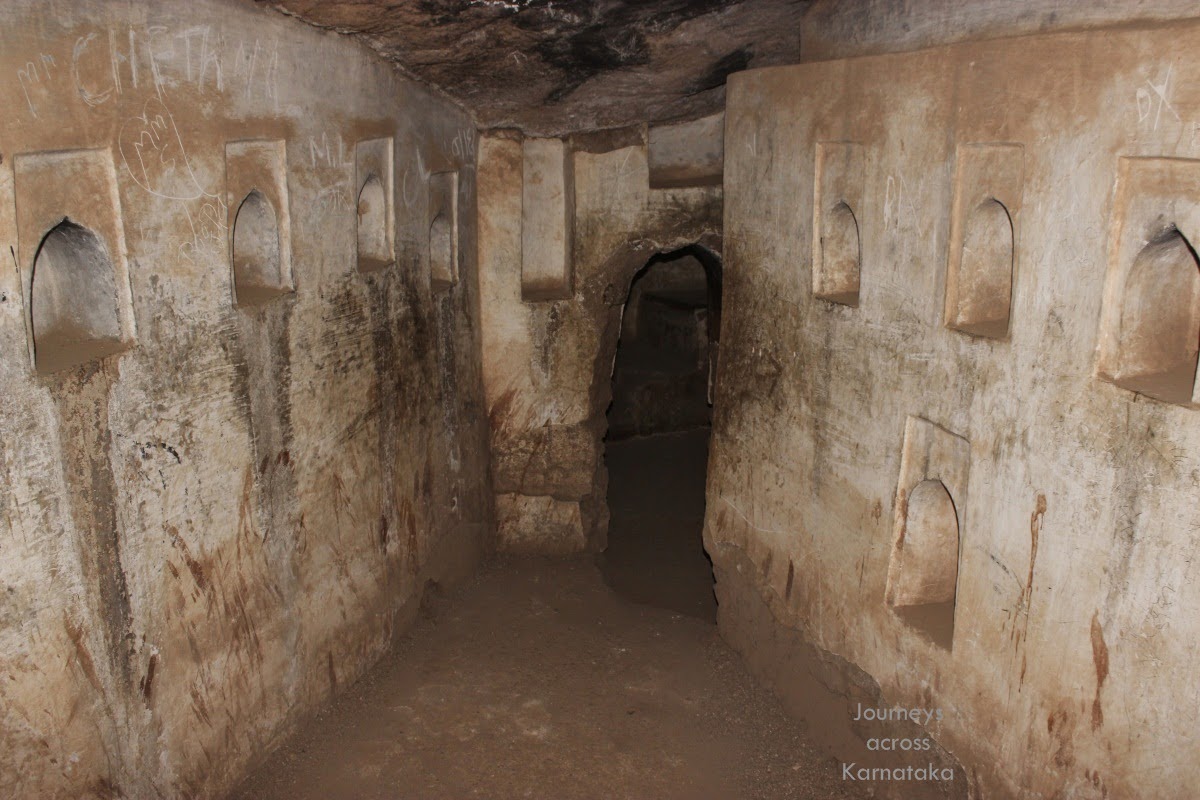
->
<box><xmin>257</xmin><ymin>0</ymin><xmax>807</xmax><ymax>135</ymax></box>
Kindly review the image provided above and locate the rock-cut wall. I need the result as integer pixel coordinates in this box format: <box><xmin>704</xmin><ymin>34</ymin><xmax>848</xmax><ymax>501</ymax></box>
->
<box><xmin>478</xmin><ymin>127</ymin><xmax>722</xmax><ymax>554</ymax></box>
<box><xmin>712</xmin><ymin>21</ymin><xmax>1200</xmax><ymax>800</ymax></box>
<box><xmin>0</xmin><ymin>0</ymin><xmax>490</xmax><ymax>796</ymax></box>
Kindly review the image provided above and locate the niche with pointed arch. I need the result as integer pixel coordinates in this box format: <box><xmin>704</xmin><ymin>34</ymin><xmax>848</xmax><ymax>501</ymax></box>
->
<box><xmin>226</xmin><ymin>139</ymin><xmax>293</xmax><ymax>307</ymax></box>
<box><xmin>948</xmin><ymin>199</ymin><xmax>1015</xmax><ymax>337</ymax></box>
<box><xmin>886</xmin><ymin>416</ymin><xmax>970</xmax><ymax>650</ymax></box>
<box><xmin>945</xmin><ymin>144</ymin><xmax>1024</xmax><ymax>340</ymax></box>
<box><xmin>232</xmin><ymin>191</ymin><xmax>288</xmax><ymax>305</ymax></box>
<box><xmin>1097</xmin><ymin>157</ymin><xmax>1200</xmax><ymax>406</ymax></box>
<box><xmin>31</xmin><ymin>220</ymin><xmax>132</xmax><ymax>374</ymax></box>
<box><xmin>816</xmin><ymin>201</ymin><xmax>861</xmax><ymax>304</ymax></box>
<box><xmin>888</xmin><ymin>479</ymin><xmax>959</xmax><ymax>645</ymax></box>
<box><xmin>1106</xmin><ymin>229</ymin><xmax>1200</xmax><ymax>404</ymax></box>
<box><xmin>812</xmin><ymin>142</ymin><xmax>865</xmax><ymax>306</ymax></box>
<box><xmin>355</xmin><ymin>137</ymin><xmax>395</xmax><ymax>273</ymax></box>
<box><xmin>13</xmin><ymin>149</ymin><xmax>137</xmax><ymax>375</ymax></box>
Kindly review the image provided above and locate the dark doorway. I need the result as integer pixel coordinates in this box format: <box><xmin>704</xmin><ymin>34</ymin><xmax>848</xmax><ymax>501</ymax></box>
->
<box><xmin>600</xmin><ymin>245</ymin><xmax>721</xmax><ymax>622</ymax></box>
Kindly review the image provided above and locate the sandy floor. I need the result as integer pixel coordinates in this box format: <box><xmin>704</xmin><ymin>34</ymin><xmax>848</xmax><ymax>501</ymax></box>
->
<box><xmin>230</xmin><ymin>431</ymin><xmax>868</xmax><ymax>799</ymax></box>
<box><xmin>231</xmin><ymin>560</ymin><xmax>868</xmax><ymax>800</ymax></box>
<box><xmin>599</xmin><ymin>429</ymin><xmax>718</xmax><ymax>622</ymax></box>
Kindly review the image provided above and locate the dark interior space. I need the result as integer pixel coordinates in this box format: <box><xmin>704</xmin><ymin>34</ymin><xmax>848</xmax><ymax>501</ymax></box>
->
<box><xmin>9</xmin><ymin>3</ymin><xmax>1197</xmax><ymax>797</ymax></box>
<box><xmin>600</xmin><ymin>246</ymin><xmax>722</xmax><ymax>622</ymax></box>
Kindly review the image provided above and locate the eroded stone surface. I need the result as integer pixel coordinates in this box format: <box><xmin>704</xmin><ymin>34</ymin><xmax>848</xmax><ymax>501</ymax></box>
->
<box><xmin>253</xmin><ymin>0</ymin><xmax>806</xmax><ymax>135</ymax></box>
<box><xmin>478</xmin><ymin>132</ymin><xmax>722</xmax><ymax>554</ymax></box>
<box><xmin>0</xmin><ymin>2</ymin><xmax>489</xmax><ymax>797</ymax></box>
<box><xmin>711</xmin><ymin>22</ymin><xmax>1200</xmax><ymax>800</ymax></box>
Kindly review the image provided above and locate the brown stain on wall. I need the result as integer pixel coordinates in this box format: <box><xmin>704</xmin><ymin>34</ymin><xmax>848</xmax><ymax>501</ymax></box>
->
<box><xmin>189</xmin><ymin>687</ymin><xmax>213</xmax><ymax>727</ymax></box>
<box><xmin>50</xmin><ymin>362</ymin><xmax>133</xmax><ymax>688</ymax></box>
<box><xmin>140</xmin><ymin>652</ymin><xmax>158</xmax><ymax>704</ymax></box>
<box><xmin>62</xmin><ymin>613</ymin><xmax>103</xmax><ymax>696</ymax></box>
<box><xmin>1026</xmin><ymin>494</ymin><xmax>1045</xmax><ymax>606</ymax></box>
<box><xmin>0</xmin><ymin>7</ymin><xmax>487</xmax><ymax>796</ymax></box>
<box><xmin>1015</xmin><ymin>493</ymin><xmax>1046</xmax><ymax>654</ymax></box>
<box><xmin>1047</xmin><ymin>707</ymin><xmax>1076</xmax><ymax>768</ymax></box>
<box><xmin>1090</xmin><ymin>612</ymin><xmax>1108</xmax><ymax>730</ymax></box>
<box><xmin>488</xmin><ymin>387</ymin><xmax>519</xmax><ymax>434</ymax></box>
<box><xmin>166</xmin><ymin>524</ymin><xmax>209</xmax><ymax>593</ymax></box>
<box><xmin>366</xmin><ymin>277</ymin><xmax>404</xmax><ymax>567</ymax></box>
<box><xmin>229</xmin><ymin>299</ymin><xmax>297</xmax><ymax>548</ymax></box>
<box><xmin>895</xmin><ymin>488</ymin><xmax>909</xmax><ymax>547</ymax></box>
<box><xmin>405</xmin><ymin>499</ymin><xmax>420</xmax><ymax>575</ymax></box>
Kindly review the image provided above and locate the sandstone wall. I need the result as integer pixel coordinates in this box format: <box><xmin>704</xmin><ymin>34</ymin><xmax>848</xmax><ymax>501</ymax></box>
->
<box><xmin>712</xmin><ymin>22</ymin><xmax>1200</xmax><ymax>800</ymax></box>
<box><xmin>0</xmin><ymin>1</ymin><xmax>489</xmax><ymax>796</ymax></box>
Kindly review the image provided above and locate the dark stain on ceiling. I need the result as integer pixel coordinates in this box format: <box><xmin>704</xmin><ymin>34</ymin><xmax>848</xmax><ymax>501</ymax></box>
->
<box><xmin>255</xmin><ymin>0</ymin><xmax>807</xmax><ymax>134</ymax></box>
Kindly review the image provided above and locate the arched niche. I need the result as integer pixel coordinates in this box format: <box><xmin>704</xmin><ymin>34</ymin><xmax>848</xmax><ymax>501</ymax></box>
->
<box><xmin>430</xmin><ymin>212</ymin><xmax>455</xmax><ymax>287</ymax></box>
<box><xmin>31</xmin><ymin>219</ymin><xmax>130</xmax><ymax>374</ymax></box>
<box><xmin>1110</xmin><ymin>228</ymin><xmax>1200</xmax><ymax>404</ymax></box>
<box><xmin>815</xmin><ymin>201</ymin><xmax>861</xmax><ymax>306</ymax></box>
<box><xmin>949</xmin><ymin>199</ymin><xmax>1015</xmax><ymax>338</ymax></box>
<box><xmin>357</xmin><ymin>175</ymin><xmax>391</xmax><ymax>272</ymax></box>
<box><xmin>887</xmin><ymin>478</ymin><xmax>960</xmax><ymax>649</ymax></box>
<box><xmin>232</xmin><ymin>190</ymin><xmax>288</xmax><ymax>306</ymax></box>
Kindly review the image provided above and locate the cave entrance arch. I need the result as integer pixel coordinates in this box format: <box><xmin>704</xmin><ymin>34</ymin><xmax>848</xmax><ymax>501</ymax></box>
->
<box><xmin>600</xmin><ymin>244</ymin><xmax>722</xmax><ymax>622</ymax></box>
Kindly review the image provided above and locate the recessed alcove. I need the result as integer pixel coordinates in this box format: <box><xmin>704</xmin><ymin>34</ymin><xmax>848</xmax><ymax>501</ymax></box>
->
<box><xmin>948</xmin><ymin>199</ymin><xmax>1015</xmax><ymax>337</ymax></box>
<box><xmin>815</xmin><ymin>201</ymin><xmax>861</xmax><ymax>305</ymax></box>
<box><xmin>944</xmin><ymin>143</ymin><xmax>1024</xmax><ymax>340</ymax></box>
<box><xmin>429</xmin><ymin>170</ymin><xmax>459</xmax><ymax>289</ymax></box>
<box><xmin>886</xmin><ymin>416</ymin><xmax>970</xmax><ymax>651</ymax></box>
<box><xmin>30</xmin><ymin>219</ymin><xmax>131</xmax><ymax>375</ymax></box>
<box><xmin>226</xmin><ymin>139</ymin><xmax>293</xmax><ymax>306</ymax></box>
<box><xmin>430</xmin><ymin>215</ymin><xmax>454</xmax><ymax>286</ymax></box>
<box><xmin>521</xmin><ymin>137</ymin><xmax>574</xmax><ymax>301</ymax></box>
<box><xmin>355</xmin><ymin>137</ymin><xmax>395</xmax><ymax>273</ymax></box>
<box><xmin>812</xmin><ymin>142</ymin><xmax>864</xmax><ymax>306</ymax></box>
<box><xmin>1097</xmin><ymin>157</ymin><xmax>1200</xmax><ymax>406</ymax></box>
<box><xmin>13</xmin><ymin>148</ymin><xmax>137</xmax><ymax>375</ymax></box>
<box><xmin>887</xmin><ymin>478</ymin><xmax>960</xmax><ymax>649</ymax></box>
<box><xmin>232</xmin><ymin>191</ymin><xmax>288</xmax><ymax>306</ymax></box>
<box><xmin>357</xmin><ymin>177</ymin><xmax>390</xmax><ymax>271</ymax></box>
<box><xmin>1108</xmin><ymin>228</ymin><xmax>1200</xmax><ymax>404</ymax></box>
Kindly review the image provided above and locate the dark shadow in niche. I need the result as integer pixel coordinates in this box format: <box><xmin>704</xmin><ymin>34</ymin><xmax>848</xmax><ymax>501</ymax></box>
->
<box><xmin>1111</xmin><ymin>227</ymin><xmax>1200</xmax><ymax>405</ymax></box>
<box><xmin>887</xmin><ymin>478</ymin><xmax>959</xmax><ymax>650</ymax></box>
<box><xmin>600</xmin><ymin>244</ymin><xmax>722</xmax><ymax>622</ymax></box>
<box><xmin>430</xmin><ymin>212</ymin><xmax>455</xmax><ymax>287</ymax></box>
<box><xmin>31</xmin><ymin>219</ymin><xmax>129</xmax><ymax>375</ymax></box>
<box><xmin>816</xmin><ymin>201</ymin><xmax>861</xmax><ymax>306</ymax></box>
<box><xmin>950</xmin><ymin>199</ymin><xmax>1015</xmax><ymax>339</ymax></box>
<box><xmin>357</xmin><ymin>175</ymin><xmax>391</xmax><ymax>272</ymax></box>
<box><xmin>232</xmin><ymin>190</ymin><xmax>288</xmax><ymax>307</ymax></box>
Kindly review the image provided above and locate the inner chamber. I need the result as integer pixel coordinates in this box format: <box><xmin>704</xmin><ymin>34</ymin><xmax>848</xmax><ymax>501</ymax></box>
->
<box><xmin>600</xmin><ymin>245</ymin><xmax>722</xmax><ymax>622</ymax></box>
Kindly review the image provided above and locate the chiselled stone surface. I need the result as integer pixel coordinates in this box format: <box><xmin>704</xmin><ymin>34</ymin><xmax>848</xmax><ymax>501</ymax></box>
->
<box><xmin>492</xmin><ymin>424</ymin><xmax>598</xmax><ymax>499</ymax></box>
<box><xmin>712</xmin><ymin>21</ymin><xmax>1200</xmax><ymax>800</ymax></box>
<box><xmin>253</xmin><ymin>0</ymin><xmax>806</xmax><ymax>135</ymax></box>
<box><xmin>0</xmin><ymin>2</ymin><xmax>489</xmax><ymax>797</ymax></box>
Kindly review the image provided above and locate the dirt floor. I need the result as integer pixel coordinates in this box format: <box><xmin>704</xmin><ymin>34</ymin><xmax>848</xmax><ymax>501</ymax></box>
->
<box><xmin>230</xmin><ymin>429</ymin><xmax>870</xmax><ymax>799</ymax></box>
<box><xmin>231</xmin><ymin>558</ymin><xmax>871</xmax><ymax>800</ymax></box>
<box><xmin>599</xmin><ymin>428</ymin><xmax>718</xmax><ymax>622</ymax></box>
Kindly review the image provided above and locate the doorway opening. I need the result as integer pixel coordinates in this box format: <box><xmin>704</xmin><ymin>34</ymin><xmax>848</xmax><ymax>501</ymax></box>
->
<box><xmin>600</xmin><ymin>244</ymin><xmax>722</xmax><ymax>622</ymax></box>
